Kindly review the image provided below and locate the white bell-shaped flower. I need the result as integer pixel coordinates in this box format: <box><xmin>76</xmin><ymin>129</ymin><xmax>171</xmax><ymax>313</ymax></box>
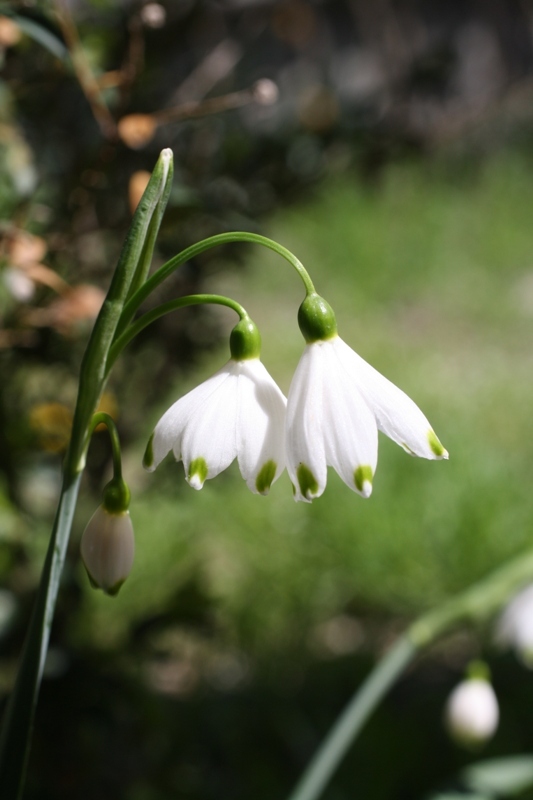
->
<box><xmin>287</xmin><ymin>294</ymin><xmax>448</xmax><ymax>502</ymax></box>
<box><xmin>496</xmin><ymin>584</ymin><xmax>533</xmax><ymax>667</ymax></box>
<box><xmin>445</xmin><ymin>676</ymin><xmax>499</xmax><ymax>747</ymax></box>
<box><xmin>144</xmin><ymin>318</ymin><xmax>287</xmax><ymax>494</ymax></box>
<box><xmin>80</xmin><ymin>506</ymin><xmax>135</xmax><ymax>596</ymax></box>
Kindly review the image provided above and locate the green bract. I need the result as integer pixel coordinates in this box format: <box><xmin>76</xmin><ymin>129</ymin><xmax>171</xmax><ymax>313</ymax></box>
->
<box><xmin>298</xmin><ymin>293</ymin><xmax>338</xmax><ymax>343</ymax></box>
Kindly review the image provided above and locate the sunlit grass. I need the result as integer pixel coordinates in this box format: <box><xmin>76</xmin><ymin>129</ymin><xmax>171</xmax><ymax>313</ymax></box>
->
<box><xmin>80</xmin><ymin>151</ymin><xmax>533</xmax><ymax>657</ymax></box>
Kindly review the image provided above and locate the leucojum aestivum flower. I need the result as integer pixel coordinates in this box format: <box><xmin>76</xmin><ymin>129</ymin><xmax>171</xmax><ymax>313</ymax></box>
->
<box><xmin>6</xmin><ymin>148</ymin><xmax>533</xmax><ymax>800</ymax></box>
<box><xmin>144</xmin><ymin>292</ymin><xmax>447</xmax><ymax>500</ymax></box>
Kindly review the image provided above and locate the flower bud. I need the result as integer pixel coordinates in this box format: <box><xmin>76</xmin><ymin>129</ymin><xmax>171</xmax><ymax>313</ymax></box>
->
<box><xmin>445</xmin><ymin>676</ymin><xmax>499</xmax><ymax>748</ymax></box>
<box><xmin>496</xmin><ymin>584</ymin><xmax>533</xmax><ymax>667</ymax></box>
<box><xmin>80</xmin><ymin>506</ymin><xmax>135</xmax><ymax>596</ymax></box>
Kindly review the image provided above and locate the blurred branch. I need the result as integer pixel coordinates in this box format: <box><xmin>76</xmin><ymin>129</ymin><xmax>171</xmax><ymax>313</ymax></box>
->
<box><xmin>52</xmin><ymin>0</ymin><xmax>117</xmax><ymax>140</ymax></box>
<box><xmin>118</xmin><ymin>79</ymin><xmax>278</xmax><ymax>149</ymax></box>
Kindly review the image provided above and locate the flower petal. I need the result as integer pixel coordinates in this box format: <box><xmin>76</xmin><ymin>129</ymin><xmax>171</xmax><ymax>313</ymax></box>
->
<box><xmin>235</xmin><ymin>359</ymin><xmax>287</xmax><ymax>494</ymax></box>
<box><xmin>335</xmin><ymin>337</ymin><xmax>448</xmax><ymax>460</ymax></box>
<box><xmin>322</xmin><ymin>339</ymin><xmax>378</xmax><ymax>497</ymax></box>
<box><xmin>286</xmin><ymin>343</ymin><xmax>328</xmax><ymax>502</ymax></box>
<box><xmin>180</xmin><ymin>364</ymin><xmax>239</xmax><ymax>488</ymax></box>
<box><xmin>148</xmin><ymin>364</ymin><xmax>233</xmax><ymax>471</ymax></box>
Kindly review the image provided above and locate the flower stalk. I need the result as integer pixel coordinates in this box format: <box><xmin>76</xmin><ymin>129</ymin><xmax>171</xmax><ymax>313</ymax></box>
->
<box><xmin>286</xmin><ymin>545</ymin><xmax>533</xmax><ymax>800</ymax></box>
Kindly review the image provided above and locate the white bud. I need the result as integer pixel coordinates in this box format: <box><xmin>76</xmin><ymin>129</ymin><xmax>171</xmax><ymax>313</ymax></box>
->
<box><xmin>496</xmin><ymin>584</ymin><xmax>533</xmax><ymax>666</ymax></box>
<box><xmin>253</xmin><ymin>79</ymin><xmax>279</xmax><ymax>106</ymax></box>
<box><xmin>3</xmin><ymin>267</ymin><xmax>35</xmax><ymax>302</ymax></box>
<box><xmin>445</xmin><ymin>678</ymin><xmax>499</xmax><ymax>747</ymax></box>
<box><xmin>140</xmin><ymin>3</ymin><xmax>166</xmax><ymax>28</ymax></box>
<box><xmin>80</xmin><ymin>506</ymin><xmax>135</xmax><ymax>596</ymax></box>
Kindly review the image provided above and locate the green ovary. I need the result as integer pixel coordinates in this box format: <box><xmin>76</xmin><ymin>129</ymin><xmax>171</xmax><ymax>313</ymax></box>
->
<box><xmin>297</xmin><ymin>463</ymin><xmax>318</xmax><ymax>499</ymax></box>
<box><xmin>354</xmin><ymin>465</ymin><xmax>373</xmax><ymax>493</ymax></box>
<box><xmin>255</xmin><ymin>460</ymin><xmax>277</xmax><ymax>494</ymax></box>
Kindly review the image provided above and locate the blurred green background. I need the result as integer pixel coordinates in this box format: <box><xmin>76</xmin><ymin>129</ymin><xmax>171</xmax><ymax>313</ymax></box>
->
<box><xmin>2</xmin><ymin>1</ymin><xmax>533</xmax><ymax>799</ymax></box>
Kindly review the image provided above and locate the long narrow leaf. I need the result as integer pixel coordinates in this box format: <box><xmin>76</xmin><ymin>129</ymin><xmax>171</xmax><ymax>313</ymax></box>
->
<box><xmin>0</xmin><ymin>150</ymin><xmax>174</xmax><ymax>800</ymax></box>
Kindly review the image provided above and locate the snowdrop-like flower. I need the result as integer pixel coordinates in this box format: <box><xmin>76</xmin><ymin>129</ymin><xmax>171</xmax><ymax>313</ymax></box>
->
<box><xmin>80</xmin><ymin>476</ymin><xmax>135</xmax><ymax>595</ymax></box>
<box><xmin>496</xmin><ymin>584</ymin><xmax>533</xmax><ymax>667</ymax></box>
<box><xmin>144</xmin><ymin>317</ymin><xmax>287</xmax><ymax>494</ymax></box>
<box><xmin>287</xmin><ymin>293</ymin><xmax>448</xmax><ymax>502</ymax></box>
<box><xmin>81</xmin><ymin>502</ymin><xmax>135</xmax><ymax>596</ymax></box>
<box><xmin>445</xmin><ymin>673</ymin><xmax>499</xmax><ymax>747</ymax></box>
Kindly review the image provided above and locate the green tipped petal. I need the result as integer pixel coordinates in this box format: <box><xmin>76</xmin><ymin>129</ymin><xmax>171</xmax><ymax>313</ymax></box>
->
<box><xmin>105</xmin><ymin>579</ymin><xmax>126</xmax><ymax>597</ymax></box>
<box><xmin>354</xmin><ymin>465</ymin><xmax>373</xmax><ymax>496</ymax></box>
<box><xmin>187</xmin><ymin>457</ymin><xmax>208</xmax><ymax>489</ymax></box>
<box><xmin>255</xmin><ymin>460</ymin><xmax>277</xmax><ymax>494</ymax></box>
<box><xmin>297</xmin><ymin>463</ymin><xmax>319</xmax><ymax>499</ymax></box>
<box><xmin>143</xmin><ymin>432</ymin><xmax>155</xmax><ymax>469</ymax></box>
<box><xmin>428</xmin><ymin>429</ymin><xmax>448</xmax><ymax>458</ymax></box>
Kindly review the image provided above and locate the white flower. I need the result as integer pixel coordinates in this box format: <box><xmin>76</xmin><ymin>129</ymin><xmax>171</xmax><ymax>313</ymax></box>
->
<box><xmin>445</xmin><ymin>678</ymin><xmax>499</xmax><ymax>746</ymax></box>
<box><xmin>80</xmin><ymin>506</ymin><xmax>135</xmax><ymax>596</ymax></box>
<box><xmin>286</xmin><ymin>335</ymin><xmax>448</xmax><ymax>502</ymax></box>
<box><xmin>496</xmin><ymin>584</ymin><xmax>533</xmax><ymax>666</ymax></box>
<box><xmin>145</xmin><ymin>358</ymin><xmax>287</xmax><ymax>494</ymax></box>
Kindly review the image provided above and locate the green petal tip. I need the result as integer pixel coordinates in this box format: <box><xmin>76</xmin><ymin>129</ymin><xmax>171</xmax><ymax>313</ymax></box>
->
<box><xmin>255</xmin><ymin>460</ymin><xmax>277</xmax><ymax>494</ymax></box>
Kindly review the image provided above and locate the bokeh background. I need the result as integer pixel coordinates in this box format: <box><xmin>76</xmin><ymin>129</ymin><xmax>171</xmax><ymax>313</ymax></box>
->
<box><xmin>2</xmin><ymin>1</ymin><xmax>533</xmax><ymax>798</ymax></box>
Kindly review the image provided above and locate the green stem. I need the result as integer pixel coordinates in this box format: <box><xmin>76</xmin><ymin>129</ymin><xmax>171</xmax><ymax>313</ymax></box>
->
<box><xmin>89</xmin><ymin>413</ymin><xmax>123</xmax><ymax>481</ymax></box>
<box><xmin>107</xmin><ymin>293</ymin><xmax>247</xmax><ymax>372</ymax></box>
<box><xmin>115</xmin><ymin>232</ymin><xmax>315</xmax><ymax>331</ymax></box>
<box><xmin>287</xmin><ymin>638</ymin><xmax>414</xmax><ymax>800</ymax></box>
<box><xmin>287</xmin><ymin>546</ymin><xmax>533</xmax><ymax>800</ymax></box>
<box><xmin>0</xmin><ymin>471</ymin><xmax>82</xmax><ymax>800</ymax></box>
<box><xmin>0</xmin><ymin>150</ymin><xmax>173</xmax><ymax>800</ymax></box>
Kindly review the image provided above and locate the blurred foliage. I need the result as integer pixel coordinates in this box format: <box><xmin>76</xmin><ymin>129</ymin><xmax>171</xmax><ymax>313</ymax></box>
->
<box><xmin>2</xmin><ymin>1</ymin><xmax>533</xmax><ymax>798</ymax></box>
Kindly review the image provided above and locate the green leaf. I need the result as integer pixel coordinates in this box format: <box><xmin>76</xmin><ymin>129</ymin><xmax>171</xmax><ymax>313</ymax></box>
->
<box><xmin>462</xmin><ymin>756</ymin><xmax>533</xmax><ymax>796</ymax></box>
<box><xmin>0</xmin><ymin>6</ymin><xmax>68</xmax><ymax>60</ymax></box>
<box><xmin>0</xmin><ymin>150</ymin><xmax>174</xmax><ymax>800</ymax></box>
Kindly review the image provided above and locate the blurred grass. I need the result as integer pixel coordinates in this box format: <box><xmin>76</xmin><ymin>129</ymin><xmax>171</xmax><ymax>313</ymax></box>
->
<box><xmin>79</xmin><ymin>150</ymin><xmax>533</xmax><ymax>657</ymax></box>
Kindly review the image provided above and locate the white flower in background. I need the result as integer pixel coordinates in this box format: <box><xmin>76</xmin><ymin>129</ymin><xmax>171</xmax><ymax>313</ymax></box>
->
<box><xmin>287</xmin><ymin>293</ymin><xmax>448</xmax><ymax>502</ymax></box>
<box><xmin>145</xmin><ymin>318</ymin><xmax>287</xmax><ymax>494</ymax></box>
<box><xmin>445</xmin><ymin>674</ymin><xmax>499</xmax><ymax>747</ymax></box>
<box><xmin>80</xmin><ymin>506</ymin><xmax>135</xmax><ymax>596</ymax></box>
<box><xmin>496</xmin><ymin>584</ymin><xmax>533</xmax><ymax>667</ymax></box>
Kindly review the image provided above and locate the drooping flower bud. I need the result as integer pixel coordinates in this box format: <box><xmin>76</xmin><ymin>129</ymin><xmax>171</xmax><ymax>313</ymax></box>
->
<box><xmin>496</xmin><ymin>584</ymin><xmax>533</xmax><ymax>667</ymax></box>
<box><xmin>445</xmin><ymin>666</ymin><xmax>499</xmax><ymax>748</ymax></box>
<box><xmin>80</xmin><ymin>478</ymin><xmax>134</xmax><ymax>596</ymax></box>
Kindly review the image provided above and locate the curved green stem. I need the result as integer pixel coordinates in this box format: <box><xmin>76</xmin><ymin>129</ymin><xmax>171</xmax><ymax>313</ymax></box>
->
<box><xmin>287</xmin><ymin>638</ymin><xmax>414</xmax><ymax>800</ymax></box>
<box><xmin>0</xmin><ymin>471</ymin><xmax>82</xmax><ymax>800</ymax></box>
<box><xmin>287</xmin><ymin>545</ymin><xmax>533</xmax><ymax>800</ymax></box>
<box><xmin>107</xmin><ymin>293</ymin><xmax>248</xmax><ymax>373</ymax></box>
<box><xmin>115</xmin><ymin>232</ymin><xmax>315</xmax><ymax>333</ymax></box>
<box><xmin>89</xmin><ymin>413</ymin><xmax>123</xmax><ymax>480</ymax></box>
